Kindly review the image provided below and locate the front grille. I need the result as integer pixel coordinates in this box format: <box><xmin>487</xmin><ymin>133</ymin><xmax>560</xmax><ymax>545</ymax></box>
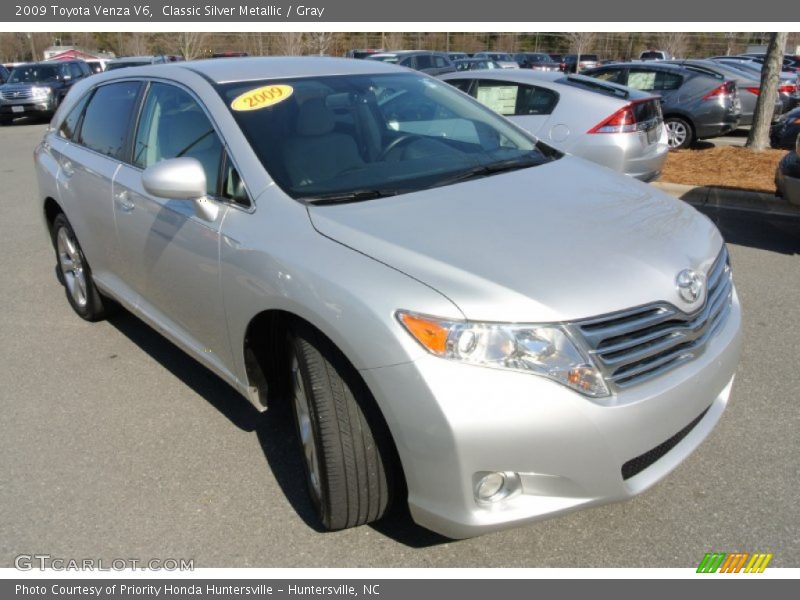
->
<box><xmin>621</xmin><ymin>406</ymin><xmax>709</xmax><ymax>480</ymax></box>
<box><xmin>576</xmin><ymin>247</ymin><xmax>733</xmax><ymax>390</ymax></box>
<box><xmin>0</xmin><ymin>89</ymin><xmax>33</xmax><ymax>100</ymax></box>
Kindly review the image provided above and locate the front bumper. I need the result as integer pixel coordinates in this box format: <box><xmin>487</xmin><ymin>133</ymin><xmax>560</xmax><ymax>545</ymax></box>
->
<box><xmin>362</xmin><ymin>289</ymin><xmax>742</xmax><ymax>538</ymax></box>
<box><xmin>0</xmin><ymin>97</ymin><xmax>57</xmax><ymax>118</ymax></box>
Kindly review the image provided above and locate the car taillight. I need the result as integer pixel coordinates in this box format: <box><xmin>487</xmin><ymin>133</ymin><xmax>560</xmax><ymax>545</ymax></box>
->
<box><xmin>745</xmin><ymin>87</ymin><xmax>761</xmax><ymax>95</ymax></box>
<box><xmin>703</xmin><ymin>81</ymin><xmax>736</xmax><ymax>100</ymax></box>
<box><xmin>778</xmin><ymin>83</ymin><xmax>797</xmax><ymax>94</ymax></box>
<box><xmin>588</xmin><ymin>104</ymin><xmax>638</xmax><ymax>134</ymax></box>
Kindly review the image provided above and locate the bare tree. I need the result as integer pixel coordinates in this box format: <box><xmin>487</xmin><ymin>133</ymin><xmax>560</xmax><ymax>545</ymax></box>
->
<box><xmin>124</xmin><ymin>32</ymin><xmax>151</xmax><ymax>56</ymax></box>
<box><xmin>275</xmin><ymin>32</ymin><xmax>305</xmax><ymax>56</ymax></box>
<box><xmin>568</xmin><ymin>32</ymin><xmax>596</xmax><ymax>67</ymax></box>
<box><xmin>383</xmin><ymin>32</ymin><xmax>404</xmax><ymax>51</ymax></box>
<box><xmin>746</xmin><ymin>32</ymin><xmax>788</xmax><ymax>151</ymax></box>
<box><xmin>174</xmin><ymin>32</ymin><xmax>208</xmax><ymax>60</ymax></box>
<box><xmin>306</xmin><ymin>32</ymin><xmax>337</xmax><ymax>56</ymax></box>
<box><xmin>656</xmin><ymin>32</ymin><xmax>688</xmax><ymax>58</ymax></box>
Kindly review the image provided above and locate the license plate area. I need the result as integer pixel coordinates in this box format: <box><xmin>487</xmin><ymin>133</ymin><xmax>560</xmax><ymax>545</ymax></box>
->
<box><xmin>11</xmin><ymin>105</ymin><xmax>24</xmax><ymax>113</ymax></box>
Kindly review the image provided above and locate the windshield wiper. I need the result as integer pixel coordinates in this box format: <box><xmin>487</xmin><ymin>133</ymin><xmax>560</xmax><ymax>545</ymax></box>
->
<box><xmin>431</xmin><ymin>156</ymin><xmax>547</xmax><ymax>188</ymax></box>
<box><xmin>303</xmin><ymin>189</ymin><xmax>400</xmax><ymax>205</ymax></box>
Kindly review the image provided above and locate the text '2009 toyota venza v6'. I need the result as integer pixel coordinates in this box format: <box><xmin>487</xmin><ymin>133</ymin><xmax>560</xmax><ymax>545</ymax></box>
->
<box><xmin>35</xmin><ymin>57</ymin><xmax>741</xmax><ymax>538</ymax></box>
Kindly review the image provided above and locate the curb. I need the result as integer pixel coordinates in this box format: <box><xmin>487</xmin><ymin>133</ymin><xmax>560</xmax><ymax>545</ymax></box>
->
<box><xmin>652</xmin><ymin>181</ymin><xmax>800</xmax><ymax>217</ymax></box>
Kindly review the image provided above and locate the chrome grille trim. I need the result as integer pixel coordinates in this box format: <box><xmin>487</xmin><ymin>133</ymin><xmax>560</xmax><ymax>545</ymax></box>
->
<box><xmin>0</xmin><ymin>89</ymin><xmax>33</xmax><ymax>100</ymax></box>
<box><xmin>575</xmin><ymin>247</ymin><xmax>733</xmax><ymax>390</ymax></box>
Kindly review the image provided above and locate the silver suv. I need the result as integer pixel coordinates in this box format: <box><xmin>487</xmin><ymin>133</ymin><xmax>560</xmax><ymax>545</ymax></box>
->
<box><xmin>35</xmin><ymin>58</ymin><xmax>742</xmax><ymax>538</ymax></box>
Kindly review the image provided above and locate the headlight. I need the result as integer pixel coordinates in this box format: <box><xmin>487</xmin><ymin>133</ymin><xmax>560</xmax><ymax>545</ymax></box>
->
<box><xmin>397</xmin><ymin>311</ymin><xmax>609</xmax><ymax>397</ymax></box>
<box><xmin>31</xmin><ymin>86</ymin><xmax>52</xmax><ymax>99</ymax></box>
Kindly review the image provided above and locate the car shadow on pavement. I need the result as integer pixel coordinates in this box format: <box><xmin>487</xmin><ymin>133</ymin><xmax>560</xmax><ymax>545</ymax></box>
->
<box><xmin>696</xmin><ymin>205</ymin><xmax>800</xmax><ymax>255</ymax></box>
<box><xmin>106</xmin><ymin>310</ymin><xmax>449</xmax><ymax>548</ymax></box>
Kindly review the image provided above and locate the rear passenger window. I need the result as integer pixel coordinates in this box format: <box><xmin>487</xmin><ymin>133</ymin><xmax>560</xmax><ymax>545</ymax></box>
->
<box><xmin>474</xmin><ymin>81</ymin><xmax>559</xmax><ymax>116</ymax></box>
<box><xmin>447</xmin><ymin>79</ymin><xmax>473</xmax><ymax>93</ymax></box>
<box><xmin>68</xmin><ymin>63</ymin><xmax>83</xmax><ymax>79</ymax></box>
<box><xmin>133</xmin><ymin>82</ymin><xmax>223</xmax><ymax>196</ymax></box>
<box><xmin>416</xmin><ymin>55</ymin><xmax>433</xmax><ymax>69</ymax></box>
<box><xmin>77</xmin><ymin>81</ymin><xmax>141</xmax><ymax>159</ymax></box>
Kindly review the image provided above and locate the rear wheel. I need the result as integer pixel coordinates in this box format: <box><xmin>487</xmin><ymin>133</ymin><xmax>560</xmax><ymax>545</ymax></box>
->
<box><xmin>665</xmin><ymin>117</ymin><xmax>694</xmax><ymax>149</ymax></box>
<box><xmin>289</xmin><ymin>325</ymin><xmax>394</xmax><ymax>531</ymax></box>
<box><xmin>52</xmin><ymin>213</ymin><xmax>110</xmax><ymax>321</ymax></box>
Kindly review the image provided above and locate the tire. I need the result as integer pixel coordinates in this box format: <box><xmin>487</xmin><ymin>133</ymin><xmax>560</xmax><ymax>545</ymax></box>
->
<box><xmin>289</xmin><ymin>325</ymin><xmax>394</xmax><ymax>531</ymax></box>
<box><xmin>0</xmin><ymin>116</ymin><xmax>11</xmax><ymax>126</ymax></box>
<box><xmin>665</xmin><ymin>116</ymin><xmax>694</xmax><ymax>150</ymax></box>
<box><xmin>51</xmin><ymin>213</ymin><xmax>110</xmax><ymax>321</ymax></box>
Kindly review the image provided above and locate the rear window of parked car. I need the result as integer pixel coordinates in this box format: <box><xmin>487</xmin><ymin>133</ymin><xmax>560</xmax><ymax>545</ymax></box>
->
<box><xmin>77</xmin><ymin>81</ymin><xmax>142</xmax><ymax>160</ymax></box>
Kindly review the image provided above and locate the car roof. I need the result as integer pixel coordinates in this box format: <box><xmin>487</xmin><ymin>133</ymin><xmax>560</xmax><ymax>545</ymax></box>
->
<box><xmin>98</xmin><ymin>56</ymin><xmax>406</xmax><ymax>85</ymax></box>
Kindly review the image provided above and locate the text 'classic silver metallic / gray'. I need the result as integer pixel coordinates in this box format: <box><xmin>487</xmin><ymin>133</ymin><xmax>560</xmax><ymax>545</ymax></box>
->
<box><xmin>34</xmin><ymin>57</ymin><xmax>742</xmax><ymax>539</ymax></box>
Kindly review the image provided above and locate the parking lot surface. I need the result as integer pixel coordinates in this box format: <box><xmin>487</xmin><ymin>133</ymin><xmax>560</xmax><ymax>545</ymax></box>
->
<box><xmin>1</xmin><ymin>121</ymin><xmax>798</xmax><ymax>568</ymax></box>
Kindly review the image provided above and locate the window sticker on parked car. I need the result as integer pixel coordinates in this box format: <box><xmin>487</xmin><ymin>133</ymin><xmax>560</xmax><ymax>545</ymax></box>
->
<box><xmin>476</xmin><ymin>85</ymin><xmax>518</xmax><ymax>116</ymax></box>
<box><xmin>231</xmin><ymin>84</ymin><xmax>294</xmax><ymax>111</ymax></box>
<box><xmin>627</xmin><ymin>72</ymin><xmax>657</xmax><ymax>91</ymax></box>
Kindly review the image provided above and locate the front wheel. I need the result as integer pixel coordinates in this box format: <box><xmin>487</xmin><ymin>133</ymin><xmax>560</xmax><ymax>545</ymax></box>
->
<box><xmin>289</xmin><ymin>325</ymin><xmax>395</xmax><ymax>531</ymax></box>
<box><xmin>665</xmin><ymin>117</ymin><xmax>694</xmax><ymax>149</ymax></box>
<box><xmin>52</xmin><ymin>213</ymin><xmax>111</xmax><ymax>321</ymax></box>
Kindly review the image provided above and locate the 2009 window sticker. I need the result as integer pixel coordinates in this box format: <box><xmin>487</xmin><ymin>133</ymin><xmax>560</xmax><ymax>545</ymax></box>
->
<box><xmin>230</xmin><ymin>85</ymin><xmax>294</xmax><ymax>111</ymax></box>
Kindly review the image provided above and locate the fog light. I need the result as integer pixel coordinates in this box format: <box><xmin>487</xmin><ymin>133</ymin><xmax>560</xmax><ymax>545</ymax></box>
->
<box><xmin>474</xmin><ymin>471</ymin><xmax>520</xmax><ymax>504</ymax></box>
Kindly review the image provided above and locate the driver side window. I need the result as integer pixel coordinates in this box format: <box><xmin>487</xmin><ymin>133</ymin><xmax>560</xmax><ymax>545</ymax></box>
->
<box><xmin>133</xmin><ymin>82</ymin><xmax>223</xmax><ymax>196</ymax></box>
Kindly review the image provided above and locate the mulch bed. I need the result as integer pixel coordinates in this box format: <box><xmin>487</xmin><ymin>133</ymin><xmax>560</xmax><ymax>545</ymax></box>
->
<box><xmin>660</xmin><ymin>146</ymin><xmax>786</xmax><ymax>193</ymax></box>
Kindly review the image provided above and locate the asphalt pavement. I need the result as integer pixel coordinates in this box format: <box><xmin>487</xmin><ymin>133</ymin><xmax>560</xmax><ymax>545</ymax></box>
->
<box><xmin>1</xmin><ymin>121</ymin><xmax>798</xmax><ymax>568</ymax></box>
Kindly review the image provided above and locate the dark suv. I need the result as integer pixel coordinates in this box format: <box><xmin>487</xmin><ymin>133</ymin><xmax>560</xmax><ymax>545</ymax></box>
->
<box><xmin>583</xmin><ymin>62</ymin><xmax>741</xmax><ymax>148</ymax></box>
<box><xmin>0</xmin><ymin>60</ymin><xmax>91</xmax><ymax>124</ymax></box>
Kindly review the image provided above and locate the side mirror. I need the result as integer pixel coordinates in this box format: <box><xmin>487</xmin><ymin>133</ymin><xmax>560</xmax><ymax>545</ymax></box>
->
<box><xmin>142</xmin><ymin>157</ymin><xmax>218</xmax><ymax>221</ymax></box>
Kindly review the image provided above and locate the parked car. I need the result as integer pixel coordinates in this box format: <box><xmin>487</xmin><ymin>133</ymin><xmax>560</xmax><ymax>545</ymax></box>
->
<box><xmin>473</xmin><ymin>52</ymin><xmax>514</xmax><ymax>63</ymax></box>
<box><xmin>0</xmin><ymin>64</ymin><xmax>9</xmax><ymax>84</ymax></box>
<box><xmin>774</xmin><ymin>133</ymin><xmax>800</xmax><ymax>204</ymax></box>
<box><xmin>84</xmin><ymin>59</ymin><xmax>109</xmax><ymax>74</ymax></box>
<box><xmin>106</xmin><ymin>55</ymin><xmax>167</xmax><ymax>71</ymax></box>
<box><xmin>665</xmin><ymin>59</ymin><xmax>784</xmax><ymax>126</ymax></box>
<box><xmin>366</xmin><ymin>50</ymin><xmax>455</xmax><ymax>75</ymax></box>
<box><xmin>452</xmin><ymin>58</ymin><xmax>501</xmax><ymax>72</ymax></box>
<box><xmin>718</xmin><ymin>54</ymin><xmax>798</xmax><ymax>74</ymax></box>
<box><xmin>710</xmin><ymin>58</ymin><xmax>799</xmax><ymax>111</ymax></box>
<box><xmin>584</xmin><ymin>62</ymin><xmax>741</xmax><ymax>148</ymax></box>
<box><xmin>0</xmin><ymin>60</ymin><xmax>92</xmax><ymax>125</ymax></box>
<box><xmin>212</xmin><ymin>52</ymin><xmax>250</xmax><ymax>58</ymax></box>
<box><xmin>447</xmin><ymin>52</ymin><xmax>469</xmax><ymax>62</ymax></box>
<box><xmin>441</xmin><ymin>70</ymin><xmax>668</xmax><ymax>181</ymax></box>
<box><xmin>513</xmin><ymin>52</ymin><xmax>560</xmax><ymax>71</ymax></box>
<box><xmin>562</xmin><ymin>54</ymin><xmax>600</xmax><ymax>73</ymax></box>
<box><xmin>35</xmin><ymin>57</ymin><xmax>741</xmax><ymax>539</ymax></box>
<box><xmin>771</xmin><ymin>107</ymin><xmax>800</xmax><ymax>149</ymax></box>
<box><xmin>344</xmin><ymin>49</ymin><xmax>384</xmax><ymax>59</ymax></box>
<box><xmin>640</xmin><ymin>50</ymin><xmax>673</xmax><ymax>61</ymax></box>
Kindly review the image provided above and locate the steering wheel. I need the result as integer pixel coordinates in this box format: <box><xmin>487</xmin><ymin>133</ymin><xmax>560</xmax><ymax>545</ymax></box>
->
<box><xmin>378</xmin><ymin>134</ymin><xmax>420</xmax><ymax>161</ymax></box>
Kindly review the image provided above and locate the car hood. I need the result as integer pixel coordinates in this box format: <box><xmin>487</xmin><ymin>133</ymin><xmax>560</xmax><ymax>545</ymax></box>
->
<box><xmin>307</xmin><ymin>156</ymin><xmax>724</xmax><ymax>323</ymax></box>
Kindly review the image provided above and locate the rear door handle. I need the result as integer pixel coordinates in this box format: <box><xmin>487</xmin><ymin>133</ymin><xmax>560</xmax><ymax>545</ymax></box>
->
<box><xmin>115</xmin><ymin>189</ymin><xmax>135</xmax><ymax>213</ymax></box>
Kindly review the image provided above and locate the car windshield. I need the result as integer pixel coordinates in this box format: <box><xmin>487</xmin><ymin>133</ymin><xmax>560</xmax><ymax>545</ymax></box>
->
<box><xmin>7</xmin><ymin>65</ymin><xmax>63</xmax><ymax>83</ymax></box>
<box><xmin>217</xmin><ymin>73</ymin><xmax>555</xmax><ymax>202</ymax></box>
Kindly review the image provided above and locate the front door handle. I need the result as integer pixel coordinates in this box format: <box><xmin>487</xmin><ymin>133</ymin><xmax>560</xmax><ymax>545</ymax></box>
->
<box><xmin>61</xmin><ymin>160</ymin><xmax>75</xmax><ymax>178</ymax></box>
<box><xmin>115</xmin><ymin>190</ymin><xmax>135</xmax><ymax>213</ymax></box>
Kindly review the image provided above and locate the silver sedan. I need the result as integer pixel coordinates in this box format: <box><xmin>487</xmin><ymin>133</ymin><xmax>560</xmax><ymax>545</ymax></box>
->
<box><xmin>440</xmin><ymin>69</ymin><xmax>669</xmax><ymax>181</ymax></box>
<box><xmin>35</xmin><ymin>57</ymin><xmax>740</xmax><ymax>538</ymax></box>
